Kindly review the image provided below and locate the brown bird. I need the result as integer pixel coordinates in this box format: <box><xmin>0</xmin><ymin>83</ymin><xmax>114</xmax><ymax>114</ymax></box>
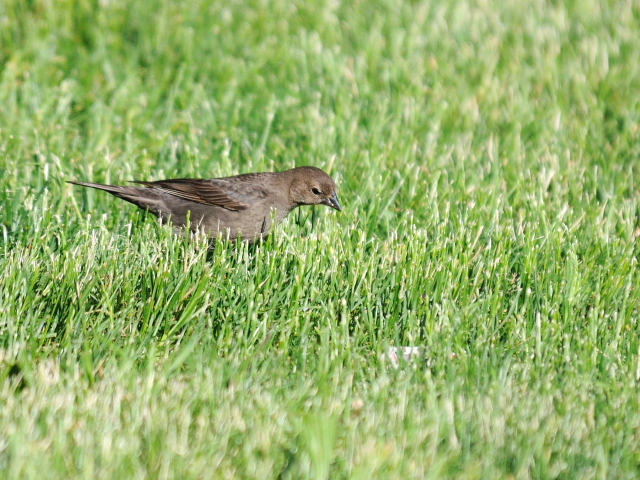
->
<box><xmin>68</xmin><ymin>166</ymin><xmax>341</xmax><ymax>242</ymax></box>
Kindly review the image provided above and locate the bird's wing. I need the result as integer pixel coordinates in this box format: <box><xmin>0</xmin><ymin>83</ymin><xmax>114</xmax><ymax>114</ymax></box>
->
<box><xmin>132</xmin><ymin>177</ymin><xmax>269</xmax><ymax>211</ymax></box>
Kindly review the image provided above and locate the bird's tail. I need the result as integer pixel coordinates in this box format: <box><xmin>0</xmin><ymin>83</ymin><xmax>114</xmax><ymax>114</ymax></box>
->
<box><xmin>67</xmin><ymin>181</ymin><xmax>133</xmax><ymax>196</ymax></box>
<box><xmin>67</xmin><ymin>180</ymin><xmax>163</xmax><ymax>216</ymax></box>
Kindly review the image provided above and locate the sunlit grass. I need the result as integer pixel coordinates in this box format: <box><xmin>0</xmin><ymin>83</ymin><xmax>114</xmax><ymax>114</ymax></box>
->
<box><xmin>1</xmin><ymin>0</ymin><xmax>640</xmax><ymax>478</ymax></box>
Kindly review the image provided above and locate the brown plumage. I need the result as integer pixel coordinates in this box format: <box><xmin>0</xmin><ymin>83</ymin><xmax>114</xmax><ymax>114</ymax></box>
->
<box><xmin>68</xmin><ymin>166</ymin><xmax>341</xmax><ymax>242</ymax></box>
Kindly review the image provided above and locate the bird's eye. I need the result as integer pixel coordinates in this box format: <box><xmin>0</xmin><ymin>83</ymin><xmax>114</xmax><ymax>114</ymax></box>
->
<box><xmin>311</xmin><ymin>187</ymin><xmax>322</xmax><ymax>195</ymax></box>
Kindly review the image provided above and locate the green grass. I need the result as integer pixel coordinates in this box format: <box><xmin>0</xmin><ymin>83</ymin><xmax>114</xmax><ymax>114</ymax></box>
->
<box><xmin>1</xmin><ymin>0</ymin><xmax>640</xmax><ymax>477</ymax></box>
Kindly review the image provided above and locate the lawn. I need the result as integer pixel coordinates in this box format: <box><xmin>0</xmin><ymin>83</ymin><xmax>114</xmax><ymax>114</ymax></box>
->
<box><xmin>1</xmin><ymin>0</ymin><xmax>640</xmax><ymax>478</ymax></box>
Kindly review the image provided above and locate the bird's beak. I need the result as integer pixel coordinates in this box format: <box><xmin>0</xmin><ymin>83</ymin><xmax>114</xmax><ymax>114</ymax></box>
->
<box><xmin>327</xmin><ymin>191</ymin><xmax>342</xmax><ymax>212</ymax></box>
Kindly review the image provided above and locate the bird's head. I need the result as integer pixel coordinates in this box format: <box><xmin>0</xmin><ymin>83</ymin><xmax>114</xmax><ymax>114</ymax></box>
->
<box><xmin>288</xmin><ymin>166</ymin><xmax>342</xmax><ymax>211</ymax></box>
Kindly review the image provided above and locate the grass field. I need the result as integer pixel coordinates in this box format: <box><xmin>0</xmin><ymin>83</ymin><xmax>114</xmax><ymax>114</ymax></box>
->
<box><xmin>1</xmin><ymin>0</ymin><xmax>640</xmax><ymax>478</ymax></box>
